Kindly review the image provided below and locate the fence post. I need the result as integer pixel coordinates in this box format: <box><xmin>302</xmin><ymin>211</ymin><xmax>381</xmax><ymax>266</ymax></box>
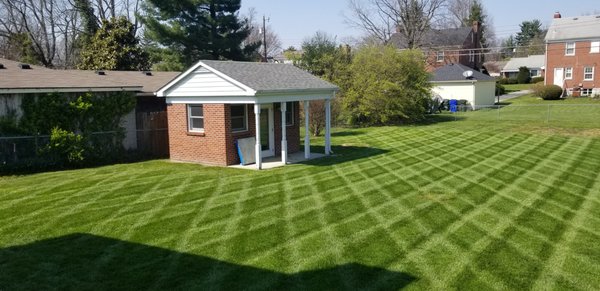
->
<box><xmin>547</xmin><ymin>104</ymin><xmax>551</xmax><ymax>127</ymax></box>
<box><xmin>12</xmin><ymin>142</ymin><xmax>17</xmax><ymax>162</ymax></box>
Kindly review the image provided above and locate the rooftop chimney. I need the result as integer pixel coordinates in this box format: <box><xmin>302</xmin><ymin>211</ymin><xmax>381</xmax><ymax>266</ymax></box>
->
<box><xmin>472</xmin><ymin>21</ymin><xmax>480</xmax><ymax>33</ymax></box>
<box><xmin>554</xmin><ymin>12</ymin><xmax>562</xmax><ymax>19</ymax></box>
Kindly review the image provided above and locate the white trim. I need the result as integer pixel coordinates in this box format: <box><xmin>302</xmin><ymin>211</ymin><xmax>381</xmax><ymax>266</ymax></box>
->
<box><xmin>584</xmin><ymin>66</ymin><xmax>595</xmax><ymax>81</ymax></box>
<box><xmin>187</xmin><ymin>104</ymin><xmax>205</xmax><ymax>133</ymax></box>
<box><xmin>0</xmin><ymin>87</ymin><xmax>142</xmax><ymax>94</ymax></box>
<box><xmin>281</xmin><ymin>102</ymin><xmax>288</xmax><ymax>164</ymax></box>
<box><xmin>165</xmin><ymin>93</ymin><xmax>333</xmax><ymax>105</ymax></box>
<box><xmin>565</xmin><ymin>67</ymin><xmax>573</xmax><ymax>80</ymax></box>
<box><xmin>565</xmin><ymin>42</ymin><xmax>576</xmax><ymax>56</ymax></box>
<box><xmin>254</xmin><ymin>105</ymin><xmax>262</xmax><ymax>170</ymax></box>
<box><xmin>436</xmin><ymin>51</ymin><xmax>445</xmax><ymax>62</ymax></box>
<box><xmin>591</xmin><ymin>41</ymin><xmax>600</xmax><ymax>53</ymax></box>
<box><xmin>156</xmin><ymin>61</ymin><xmax>257</xmax><ymax>97</ymax></box>
<box><xmin>304</xmin><ymin>100</ymin><xmax>310</xmax><ymax>159</ymax></box>
<box><xmin>260</xmin><ymin>103</ymin><xmax>275</xmax><ymax>158</ymax></box>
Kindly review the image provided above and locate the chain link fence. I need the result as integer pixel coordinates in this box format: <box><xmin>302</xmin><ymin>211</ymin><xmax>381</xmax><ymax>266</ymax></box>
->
<box><xmin>1</xmin><ymin>129</ymin><xmax>168</xmax><ymax>173</ymax></box>
<box><xmin>444</xmin><ymin>104</ymin><xmax>600</xmax><ymax>129</ymax></box>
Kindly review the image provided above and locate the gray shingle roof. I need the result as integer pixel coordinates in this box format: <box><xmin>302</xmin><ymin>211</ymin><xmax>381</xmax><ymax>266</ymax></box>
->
<box><xmin>431</xmin><ymin>63</ymin><xmax>495</xmax><ymax>82</ymax></box>
<box><xmin>200</xmin><ymin>60</ymin><xmax>338</xmax><ymax>93</ymax></box>
<box><xmin>546</xmin><ymin>15</ymin><xmax>600</xmax><ymax>42</ymax></box>
<box><xmin>501</xmin><ymin>55</ymin><xmax>545</xmax><ymax>72</ymax></box>
<box><xmin>390</xmin><ymin>27</ymin><xmax>473</xmax><ymax>48</ymax></box>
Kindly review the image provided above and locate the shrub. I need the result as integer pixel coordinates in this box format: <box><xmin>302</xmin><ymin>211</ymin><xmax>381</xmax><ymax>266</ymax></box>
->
<box><xmin>343</xmin><ymin>46</ymin><xmax>431</xmax><ymax>125</ymax></box>
<box><xmin>517</xmin><ymin>66</ymin><xmax>531</xmax><ymax>84</ymax></box>
<box><xmin>496</xmin><ymin>83</ymin><xmax>506</xmax><ymax>96</ymax></box>
<box><xmin>532</xmin><ymin>84</ymin><xmax>563</xmax><ymax>100</ymax></box>
<box><xmin>42</xmin><ymin>127</ymin><xmax>87</xmax><ymax>166</ymax></box>
<box><xmin>531</xmin><ymin>76</ymin><xmax>544</xmax><ymax>84</ymax></box>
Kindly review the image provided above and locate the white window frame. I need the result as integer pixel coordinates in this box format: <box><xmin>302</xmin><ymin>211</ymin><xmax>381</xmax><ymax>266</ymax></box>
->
<box><xmin>565</xmin><ymin>42</ymin><xmax>576</xmax><ymax>56</ymax></box>
<box><xmin>436</xmin><ymin>51</ymin><xmax>444</xmax><ymax>62</ymax></box>
<box><xmin>530</xmin><ymin>69</ymin><xmax>539</xmax><ymax>77</ymax></box>
<box><xmin>591</xmin><ymin>41</ymin><xmax>600</xmax><ymax>53</ymax></box>
<box><xmin>187</xmin><ymin>104</ymin><xmax>204</xmax><ymax>133</ymax></box>
<box><xmin>285</xmin><ymin>102</ymin><xmax>294</xmax><ymax>126</ymax></box>
<box><xmin>230</xmin><ymin>104</ymin><xmax>248</xmax><ymax>133</ymax></box>
<box><xmin>584</xmin><ymin>66</ymin><xmax>594</xmax><ymax>81</ymax></box>
<box><xmin>469</xmin><ymin>50</ymin><xmax>475</xmax><ymax>62</ymax></box>
<box><xmin>581</xmin><ymin>88</ymin><xmax>593</xmax><ymax>96</ymax></box>
<box><xmin>565</xmin><ymin>67</ymin><xmax>573</xmax><ymax>80</ymax></box>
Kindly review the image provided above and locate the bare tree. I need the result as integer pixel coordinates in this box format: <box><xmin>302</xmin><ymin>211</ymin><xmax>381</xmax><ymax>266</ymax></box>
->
<box><xmin>244</xmin><ymin>8</ymin><xmax>282</xmax><ymax>60</ymax></box>
<box><xmin>346</xmin><ymin>0</ymin><xmax>447</xmax><ymax>47</ymax></box>
<box><xmin>446</xmin><ymin>0</ymin><xmax>472</xmax><ymax>28</ymax></box>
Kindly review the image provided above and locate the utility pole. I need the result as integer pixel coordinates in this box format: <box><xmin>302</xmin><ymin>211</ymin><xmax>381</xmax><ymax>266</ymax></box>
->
<box><xmin>262</xmin><ymin>15</ymin><xmax>269</xmax><ymax>62</ymax></box>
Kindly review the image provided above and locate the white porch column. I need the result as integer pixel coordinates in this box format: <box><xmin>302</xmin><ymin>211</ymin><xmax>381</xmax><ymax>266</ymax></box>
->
<box><xmin>254</xmin><ymin>104</ymin><xmax>262</xmax><ymax>170</ymax></box>
<box><xmin>304</xmin><ymin>100</ymin><xmax>310</xmax><ymax>159</ymax></box>
<box><xmin>325</xmin><ymin>99</ymin><xmax>331</xmax><ymax>155</ymax></box>
<box><xmin>281</xmin><ymin>102</ymin><xmax>288</xmax><ymax>164</ymax></box>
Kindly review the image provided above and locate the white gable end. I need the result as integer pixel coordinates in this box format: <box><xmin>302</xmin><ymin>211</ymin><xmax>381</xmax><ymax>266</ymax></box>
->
<box><xmin>164</xmin><ymin>66</ymin><xmax>253</xmax><ymax>97</ymax></box>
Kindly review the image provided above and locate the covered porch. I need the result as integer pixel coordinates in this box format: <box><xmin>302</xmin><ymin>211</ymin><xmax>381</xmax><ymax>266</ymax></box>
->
<box><xmin>230</xmin><ymin>151</ymin><xmax>327</xmax><ymax>170</ymax></box>
<box><xmin>246</xmin><ymin>99</ymin><xmax>333</xmax><ymax>170</ymax></box>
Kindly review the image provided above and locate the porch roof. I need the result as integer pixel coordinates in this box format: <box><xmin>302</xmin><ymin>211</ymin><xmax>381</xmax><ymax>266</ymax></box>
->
<box><xmin>156</xmin><ymin>60</ymin><xmax>338</xmax><ymax>102</ymax></box>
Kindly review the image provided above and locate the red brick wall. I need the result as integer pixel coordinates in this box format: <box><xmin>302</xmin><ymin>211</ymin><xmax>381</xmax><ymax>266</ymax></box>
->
<box><xmin>546</xmin><ymin>41</ymin><xmax>600</xmax><ymax>91</ymax></box>
<box><xmin>167</xmin><ymin>102</ymin><xmax>301</xmax><ymax>166</ymax></box>
<box><xmin>167</xmin><ymin>104</ymin><xmax>229</xmax><ymax>166</ymax></box>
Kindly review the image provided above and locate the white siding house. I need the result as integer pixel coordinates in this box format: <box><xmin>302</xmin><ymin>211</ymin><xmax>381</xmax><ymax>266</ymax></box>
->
<box><xmin>431</xmin><ymin>64</ymin><xmax>497</xmax><ymax>108</ymax></box>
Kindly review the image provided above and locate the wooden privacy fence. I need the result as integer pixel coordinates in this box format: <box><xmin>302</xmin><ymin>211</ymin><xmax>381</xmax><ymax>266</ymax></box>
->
<box><xmin>136</xmin><ymin>111</ymin><xmax>169</xmax><ymax>158</ymax></box>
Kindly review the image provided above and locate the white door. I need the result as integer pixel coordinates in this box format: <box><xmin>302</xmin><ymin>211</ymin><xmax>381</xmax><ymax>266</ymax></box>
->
<box><xmin>554</xmin><ymin>68</ymin><xmax>564</xmax><ymax>87</ymax></box>
<box><xmin>260</xmin><ymin>104</ymin><xmax>275</xmax><ymax>157</ymax></box>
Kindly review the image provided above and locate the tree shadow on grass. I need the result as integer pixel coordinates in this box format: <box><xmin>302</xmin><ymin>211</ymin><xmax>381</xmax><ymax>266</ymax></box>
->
<box><xmin>0</xmin><ymin>234</ymin><xmax>417</xmax><ymax>290</ymax></box>
<box><xmin>300</xmin><ymin>145</ymin><xmax>389</xmax><ymax>167</ymax></box>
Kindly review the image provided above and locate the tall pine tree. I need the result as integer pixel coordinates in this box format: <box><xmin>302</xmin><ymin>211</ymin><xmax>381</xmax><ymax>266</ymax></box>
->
<box><xmin>141</xmin><ymin>0</ymin><xmax>260</xmax><ymax>68</ymax></box>
<box><xmin>464</xmin><ymin>0</ymin><xmax>488</xmax><ymax>48</ymax></box>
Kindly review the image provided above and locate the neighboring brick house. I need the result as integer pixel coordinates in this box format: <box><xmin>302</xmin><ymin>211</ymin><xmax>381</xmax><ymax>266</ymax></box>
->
<box><xmin>545</xmin><ymin>12</ymin><xmax>600</xmax><ymax>96</ymax></box>
<box><xmin>390</xmin><ymin>22</ymin><xmax>482</xmax><ymax>72</ymax></box>
<box><xmin>156</xmin><ymin>60</ymin><xmax>338</xmax><ymax>169</ymax></box>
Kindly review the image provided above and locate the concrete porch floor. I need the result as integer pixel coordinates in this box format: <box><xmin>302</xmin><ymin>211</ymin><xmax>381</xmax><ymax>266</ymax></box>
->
<box><xmin>230</xmin><ymin>152</ymin><xmax>327</xmax><ymax>170</ymax></box>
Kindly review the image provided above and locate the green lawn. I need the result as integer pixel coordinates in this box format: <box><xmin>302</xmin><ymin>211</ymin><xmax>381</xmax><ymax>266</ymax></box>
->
<box><xmin>2</xmin><ymin>109</ymin><xmax>600</xmax><ymax>289</ymax></box>
<box><xmin>504</xmin><ymin>83</ymin><xmax>532</xmax><ymax>93</ymax></box>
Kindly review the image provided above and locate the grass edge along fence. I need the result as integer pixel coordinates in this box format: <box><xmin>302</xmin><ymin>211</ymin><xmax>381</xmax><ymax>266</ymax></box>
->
<box><xmin>445</xmin><ymin>104</ymin><xmax>600</xmax><ymax>130</ymax></box>
<box><xmin>0</xmin><ymin>128</ymin><xmax>168</xmax><ymax>174</ymax></box>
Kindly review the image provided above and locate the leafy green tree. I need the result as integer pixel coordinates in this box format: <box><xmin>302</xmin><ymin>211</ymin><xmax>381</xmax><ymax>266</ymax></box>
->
<box><xmin>515</xmin><ymin>20</ymin><xmax>543</xmax><ymax>47</ymax></box>
<box><xmin>299</xmin><ymin>32</ymin><xmax>338</xmax><ymax>76</ymax></box>
<box><xmin>343</xmin><ymin>45</ymin><xmax>432</xmax><ymax>125</ymax></box>
<box><xmin>78</xmin><ymin>17</ymin><xmax>149</xmax><ymax>71</ymax></box>
<box><xmin>297</xmin><ymin>32</ymin><xmax>353</xmax><ymax>135</ymax></box>
<box><xmin>141</xmin><ymin>0</ymin><xmax>259</xmax><ymax>68</ymax></box>
<box><xmin>517</xmin><ymin>66</ymin><xmax>531</xmax><ymax>84</ymax></box>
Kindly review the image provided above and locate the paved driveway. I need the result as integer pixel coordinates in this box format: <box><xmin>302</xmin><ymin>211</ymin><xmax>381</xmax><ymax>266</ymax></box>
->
<box><xmin>499</xmin><ymin>90</ymin><xmax>532</xmax><ymax>102</ymax></box>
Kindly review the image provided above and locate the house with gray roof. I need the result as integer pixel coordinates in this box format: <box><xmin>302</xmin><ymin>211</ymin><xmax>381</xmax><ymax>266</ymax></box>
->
<box><xmin>0</xmin><ymin>57</ymin><xmax>180</xmax><ymax>152</ymax></box>
<box><xmin>431</xmin><ymin>64</ymin><xmax>497</xmax><ymax>108</ymax></box>
<box><xmin>389</xmin><ymin>22</ymin><xmax>482</xmax><ymax>72</ymax></box>
<box><xmin>156</xmin><ymin>60</ymin><xmax>338</xmax><ymax>169</ymax></box>
<box><xmin>501</xmin><ymin>55</ymin><xmax>545</xmax><ymax>79</ymax></box>
<box><xmin>545</xmin><ymin>12</ymin><xmax>600</xmax><ymax>96</ymax></box>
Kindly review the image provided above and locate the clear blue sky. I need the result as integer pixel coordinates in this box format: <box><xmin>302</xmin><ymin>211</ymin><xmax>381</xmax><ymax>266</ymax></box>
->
<box><xmin>241</xmin><ymin>0</ymin><xmax>600</xmax><ymax>49</ymax></box>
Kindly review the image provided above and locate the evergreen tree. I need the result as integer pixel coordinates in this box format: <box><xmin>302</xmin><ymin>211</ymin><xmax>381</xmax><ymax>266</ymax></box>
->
<box><xmin>465</xmin><ymin>0</ymin><xmax>487</xmax><ymax>48</ymax></box>
<box><xmin>78</xmin><ymin>17</ymin><xmax>150</xmax><ymax>71</ymax></box>
<box><xmin>141</xmin><ymin>0</ymin><xmax>260</xmax><ymax>68</ymax></box>
<box><xmin>515</xmin><ymin>20</ymin><xmax>543</xmax><ymax>47</ymax></box>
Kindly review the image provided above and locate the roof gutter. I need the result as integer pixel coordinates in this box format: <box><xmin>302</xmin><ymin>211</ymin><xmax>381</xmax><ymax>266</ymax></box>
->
<box><xmin>255</xmin><ymin>87</ymin><xmax>339</xmax><ymax>96</ymax></box>
<box><xmin>0</xmin><ymin>86</ymin><xmax>143</xmax><ymax>94</ymax></box>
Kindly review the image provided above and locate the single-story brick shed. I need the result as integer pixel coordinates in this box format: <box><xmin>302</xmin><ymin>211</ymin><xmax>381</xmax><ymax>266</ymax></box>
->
<box><xmin>157</xmin><ymin>60</ymin><xmax>338</xmax><ymax>169</ymax></box>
